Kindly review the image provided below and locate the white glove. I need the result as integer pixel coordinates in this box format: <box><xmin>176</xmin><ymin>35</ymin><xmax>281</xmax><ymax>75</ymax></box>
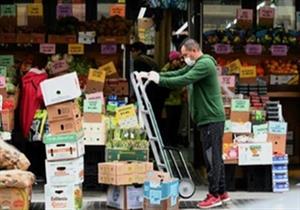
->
<box><xmin>148</xmin><ymin>71</ymin><xmax>160</xmax><ymax>84</ymax></box>
<box><xmin>138</xmin><ymin>71</ymin><xmax>149</xmax><ymax>79</ymax></box>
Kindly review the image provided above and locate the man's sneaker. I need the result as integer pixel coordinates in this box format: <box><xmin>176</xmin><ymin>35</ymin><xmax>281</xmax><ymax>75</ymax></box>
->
<box><xmin>197</xmin><ymin>194</ymin><xmax>222</xmax><ymax>209</ymax></box>
<box><xmin>220</xmin><ymin>192</ymin><xmax>231</xmax><ymax>203</ymax></box>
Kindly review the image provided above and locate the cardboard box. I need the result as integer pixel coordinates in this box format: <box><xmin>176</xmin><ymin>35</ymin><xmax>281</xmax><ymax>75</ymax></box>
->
<box><xmin>107</xmin><ymin>185</ymin><xmax>143</xmax><ymax>210</ymax></box>
<box><xmin>1</xmin><ymin>109</ymin><xmax>14</xmax><ymax>132</ymax></box>
<box><xmin>44</xmin><ymin>131</ymin><xmax>83</xmax><ymax>144</ymax></box>
<box><xmin>223</xmin><ymin>143</ymin><xmax>238</xmax><ymax>161</ymax></box>
<box><xmin>83</xmin><ymin>122</ymin><xmax>106</xmax><ymax>145</ymax></box>
<box><xmin>47</xmin><ymin>101</ymin><xmax>81</xmax><ymax>122</ymax></box>
<box><xmin>268</xmin><ymin>134</ymin><xmax>286</xmax><ymax>155</ymax></box>
<box><xmin>85</xmin><ymin>80</ymin><xmax>104</xmax><ymax>94</ymax></box>
<box><xmin>83</xmin><ymin>113</ymin><xmax>102</xmax><ymax>123</ymax></box>
<box><xmin>105</xmin><ymin>148</ymin><xmax>149</xmax><ymax>161</ymax></box>
<box><xmin>223</xmin><ymin>132</ymin><xmax>233</xmax><ymax>144</ymax></box>
<box><xmin>45</xmin><ymin>184</ymin><xmax>82</xmax><ymax>210</ymax></box>
<box><xmin>45</xmin><ymin>138</ymin><xmax>85</xmax><ymax>161</ymax></box>
<box><xmin>238</xmin><ymin>142</ymin><xmax>273</xmax><ymax>165</ymax></box>
<box><xmin>46</xmin><ymin>156</ymin><xmax>84</xmax><ymax>184</ymax></box>
<box><xmin>104</xmin><ymin>79</ymin><xmax>129</xmax><ymax>96</ymax></box>
<box><xmin>230</xmin><ymin>111</ymin><xmax>250</xmax><ymax>123</ymax></box>
<box><xmin>144</xmin><ymin>198</ymin><xmax>179</xmax><ymax>210</ymax></box>
<box><xmin>40</xmin><ymin>72</ymin><xmax>81</xmax><ymax>106</ymax></box>
<box><xmin>0</xmin><ymin>187</ymin><xmax>31</xmax><ymax>210</ymax></box>
<box><xmin>49</xmin><ymin>118</ymin><xmax>82</xmax><ymax>135</ymax></box>
<box><xmin>231</xmin><ymin>121</ymin><xmax>252</xmax><ymax>134</ymax></box>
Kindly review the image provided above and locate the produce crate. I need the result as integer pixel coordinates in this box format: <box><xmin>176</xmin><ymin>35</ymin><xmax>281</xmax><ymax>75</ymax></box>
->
<box><xmin>97</xmin><ymin>35</ymin><xmax>130</xmax><ymax>44</ymax></box>
<box><xmin>105</xmin><ymin>148</ymin><xmax>149</xmax><ymax>162</ymax></box>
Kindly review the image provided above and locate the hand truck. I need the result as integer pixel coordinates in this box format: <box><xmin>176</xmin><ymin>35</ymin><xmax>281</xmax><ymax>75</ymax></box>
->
<box><xmin>130</xmin><ymin>72</ymin><xmax>195</xmax><ymax>199</ymax></box>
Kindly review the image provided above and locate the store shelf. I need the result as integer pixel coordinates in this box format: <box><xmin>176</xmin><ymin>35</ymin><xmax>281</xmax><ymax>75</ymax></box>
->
<box><xmin>267</xmin><ymin>91</ymin><xmax>300</xmax><ymax>98</ymax></box>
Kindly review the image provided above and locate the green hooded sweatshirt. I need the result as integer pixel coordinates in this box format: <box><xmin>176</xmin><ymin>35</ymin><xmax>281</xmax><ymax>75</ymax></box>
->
<box><xmin>159</xmin><ymin>54</ymin><xmax>225</xmax><ymax>126</ymax></box>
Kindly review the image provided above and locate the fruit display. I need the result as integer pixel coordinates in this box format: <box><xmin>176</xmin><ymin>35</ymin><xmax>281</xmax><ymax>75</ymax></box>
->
<box><xmin>264</xmin><ymin>59</ymin><xmax>298</xmax><ymax>75</ymax></box>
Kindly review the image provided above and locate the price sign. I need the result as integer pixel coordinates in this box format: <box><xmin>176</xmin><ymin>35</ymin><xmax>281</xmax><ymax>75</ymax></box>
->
<box><xmin>109</xmin><ymin>4</ymin><xmax>125</xmax><ymax>17</ymax></box>
<box><xmin>214</xmin><ymin>44</ymin><xmax>232</xmax><ymax>54</ymax></box>
<box><xmin>237</xmin><ymin>9</ymin><xmax>253</xmax><ymax>20</ymax></box>
<box><xmin>40</xmin><ymin>44</ymin><xmax>56</xmax><ymax>54</ymax></box>
<box><xmin>27</xmin><ymin>3</ymin><xmax>43</xmax><ymax>16</ymax></box>
<box><xmin>231</xmin><ymin>99</ymin><xmax>250</xmax><ymax>112</ymax></box>
<box><xmin>78</xmin><ymin>31</ymin><xmax>96</xmax><ymax>44</ymax></box>
<box><xmin>226</xmin><ymin>59</ymin><xmax>242</xmax><ymax>74</ymax></box>
<box><xmin>68</xmin><ymin>44</ymin><xmax>84</xmax><ymax>55</ymax></box>
<box><xmin>240</xmin><ymin>66</ymin><xmax>256</xmax><ymax>78</ymax></box>
<box><xmin>270</xmin><ymin>45</ymin><xmax>288</xmax><ymax>56</ymax></box>
<box><xmin>1</xmin><ymin>5</ymin><xmax>16</xmax><ymax>16</ymax></box>
<box><xmin>51</xmin><ymin>60</ymin><xmax>69</xmax><ymax>74</ymax></box>
<box><xmin>56</xmin><ymin>4</ymin><xmax>73</xmax><ymax>18</ymax></box>
<box><xmin>268</xmin><ymin>121</ymin><xmax>287</xmax><ymax>135</ymax></box>
<box><xmin>245</xmin><ymin>44</ymin><xmax>262</xmax><ymax>55</ymax></box>
<box><xmin>115</xmin><ymin>104</ymin><xmax>139</xmax><ymax>128</ymax></box>
<box><xmin>224</xmin><ymin>120</ymin><xmax>232</xmax><ymax>133</ymax></box>
<box><xmin>99</xmin><ymin>62</ymin><xmax>117</xmax><ymax>76</ymax></box>
<box><xmin>88</xmin><ymin>68</ymin><xmax>106</xmax><ymax>82</ymax></box>
<box><xmin>0</xmin><ymin>55</ymin><xmax>14</xmax><ymax>67</ymax></box>
<box><xmin>218</xmin><ymin>76</ymin><xmax>236</xmax><ymax>88</ymax></box>
<box><xmin>0</xmin><ymin>66</ymin><xmax>7</xmax><ymax>77</ymax></box>
<box><xmin>101</xmin><ymin>44</ymin><xmax>117</xmax><ymax>55</ymax></box>
<box><xmin>0</xmin><ymin>76</ymin><xmax>6</xmax><ymax>88</ymax></box>
<box><xmin>253</xmin><ymin>123</ymin><xmax>268</xmax><ymax>136</ymax></box>
<box><xmin>84</xmin><ymin>99</ymin><xmax>102</xmax><ymax>113</ymax></box>
<box><xmin>259</xmin><ymin>7</ymin><xmax>274</xmax><ymax>19</ymax></box>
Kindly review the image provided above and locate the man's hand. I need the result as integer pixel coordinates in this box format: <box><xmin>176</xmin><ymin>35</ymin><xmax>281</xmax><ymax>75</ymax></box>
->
<box><xmin>148</xmin><ymin>71</ymin><xmax>160</xmax><ymax>84</ymax></box>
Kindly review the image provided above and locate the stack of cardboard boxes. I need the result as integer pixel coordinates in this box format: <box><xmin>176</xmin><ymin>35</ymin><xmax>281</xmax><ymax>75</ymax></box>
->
<box><xmin>40</xmin><ymin>72</ymin><xmax>84</xmax><ymax>210</ymax></box>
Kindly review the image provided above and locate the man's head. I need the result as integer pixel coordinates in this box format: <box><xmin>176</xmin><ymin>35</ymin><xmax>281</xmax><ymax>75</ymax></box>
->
<box><xmin>130</xmin><ymin>41</ymin><xmax>147</xmax><ymax>59</ymax></box>
<box><xmin>180</xmin><ymin>38</ymin><xmax>203</xmax><ymax>66</ymax></box>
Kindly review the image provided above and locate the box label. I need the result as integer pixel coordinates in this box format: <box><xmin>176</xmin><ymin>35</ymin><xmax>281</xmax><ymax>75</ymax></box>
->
<box><xmin>214</xmin><ymin>44</ymin><xmax>232</xmax><ymax>54</ymax></box>
<box><xmin>240</xmin><ymin>66</ymin><xmax>256</xmax><ymax>78</ymax></box>
<box><xmin>51</xmin><ymin>60</ymin><xmax>69</xmax><ymax>74</ymax></box>
<box><xmin>40</xmin><ymin>43</ymin><xmax>56</xmax><ymax>54</ymax></box>
<box><xmin>245</xmin><ymin>44</ymin><xmax>262</xmax><ymax>55</ymax></box>
<box><xmin>68</xmin><ymin>44</ymin><xmax>84</xmax><ymax>55</ymax></box>
<box><xmin>231</xmin><ymin>99</ymin><xmax>250</xmax><ymax>112</ymax></box>
<box><xmin>226</xmin><ymin>59</ymin><xmax>241</xmax><ymax>74</ymax></box>
<box><xmin>101</xmin><ymin>44</ymin><xmax>117</xmax><ymax>55</ymax></box>
<box><xmin>218</xmin><ymin>76</ymin><xmax>235</xmax><ymax>87</ymax></box>
<box><xmin>99</xmin><ymin>62</ymin><xmax>117</xmax><ymax>76</ymax></box>
<box><xmin>84</xmin><ymin>99</ymin><xmax>102</xmax><ymax>113</ymax></box>
<box><xmin>28</xmin><ymin>3</ymin><xmax>43</xmax><ymax>16</ymax></box>
<box><xmin>56</xmin><ymin>3</ymin><xmax>73</xmax><ymax>18</ymax></box>
<box><xmin>224</xmin><ymin>120</ymin><xmax>231</xmax><ymax>133</ymax></box>
<box><xmin>109</xmin><ymin>4</ymin><xmax>125</xmax><ymax>17</ymax></box>
<box><xmin>253</xmin><ymin>123</ymin><xmax>268</xmax><ymax>135</ymax></box>
<box><xmin>238</xmin><ymin>143</ymin><xmax>272</xmax><ymax>165</ymax></box>
<box><xmin>1</xmin><ymin>5</ymin><xmax>16</xmax><ymax>16</ymax></box>
<box><xmin>0</xmin><ymin>66</ymin><xmax>7</xmax><ymax>77</ymax></box>
<box><xmin>0</xmin><ymin>55</ymin><xmax>14</xmax><ymax>67</ymax></box>
<box><xmin>270</xmin><ymin>45</ymin><xmax>288</xmax><ymax>56</ymax></box>
<box><xmin>268</xmin><ymin>121</ymin><xmax>287</xmax><ymax>135</ymax></box>
<box><xmin>259</xmin><ymin>7</ymin><xmax>275</xmax><ymax>19</ymax></box>
<box><xmin>88</xmin><ymin>68</ymin><xmax>106</xmax><ymax>82</ymax></box>
<box><xmin>115</xmin><ymin>104</ymin><xmax>139</xmax><ymax>128</ymax></box>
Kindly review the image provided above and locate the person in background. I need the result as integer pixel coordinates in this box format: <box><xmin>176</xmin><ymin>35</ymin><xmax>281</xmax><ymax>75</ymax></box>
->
<box><xmin>130</xmin><ymin>41</ymin><xmax>169</xmax><ymax>132</ymax></box>
<box><xmin>161</xmin><ymin>51</ymin><xmax>185</xmax><ymax>146</ymax></box>
<box><xmin>138</xmin><ymin>38</ymin><xmax>230</xmax><ymax>209</ymax></box>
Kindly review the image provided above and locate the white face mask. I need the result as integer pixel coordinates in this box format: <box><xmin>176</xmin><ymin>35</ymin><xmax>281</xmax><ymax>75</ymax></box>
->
<box><xmin>184</xmin><ymin>57</ymin><xmax>196</xmax><ymax>66</ymax></box>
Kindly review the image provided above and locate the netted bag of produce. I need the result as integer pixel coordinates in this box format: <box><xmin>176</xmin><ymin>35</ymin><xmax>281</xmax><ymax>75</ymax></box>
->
<box><xmin>0</xmin><ymin>170</ymin><xmax>35</xmax><ymax>188</ymax></box>
<box><xmin>0</xmin><ymin>140</ymin><xmax>30</xmax><ymax>170</ymax></box>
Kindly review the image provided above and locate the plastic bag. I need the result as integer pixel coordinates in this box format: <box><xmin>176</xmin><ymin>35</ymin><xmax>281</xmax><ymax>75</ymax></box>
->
<box><xmin>0</xmin><ymin>170</ymin><xmax>35</xmax><ymax>188</ymax></box>
<box><xmin>0</xmin><ymin>140</ymin><xmax>30</xmax><ymax>170</ymax></box>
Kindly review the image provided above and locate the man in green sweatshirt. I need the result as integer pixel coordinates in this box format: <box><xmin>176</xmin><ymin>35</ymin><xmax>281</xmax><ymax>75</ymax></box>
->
<box><xmin>139</xmin><ymin>38</ymin><xmax>230</xmax><ymax>209</ymax></box>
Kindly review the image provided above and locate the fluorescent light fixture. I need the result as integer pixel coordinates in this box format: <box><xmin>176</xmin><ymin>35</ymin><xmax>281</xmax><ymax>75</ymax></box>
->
<box><xmin>138</xmin><ymin>7</ymin><xmax>147</xmax><ymax>19</ymax></box>
<box><xmin>175</xmin><ymin>22</ymin><xmax>188</xmax><ymax>35</ymax></box>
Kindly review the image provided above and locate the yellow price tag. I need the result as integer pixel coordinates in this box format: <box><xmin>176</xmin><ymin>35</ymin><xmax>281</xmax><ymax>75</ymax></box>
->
<box><xmin>240</xmin><ymin>66</ymin><xmax>257</xmax><ymax>78</ymax></box>
<box><xmin>27</xmin><ymin>3</ymin><xmax>43</xmax><ymax>16</ymax></box>
<box><xmin>226</xmin><ymin>59</ymin><xmax>242</xmax><ymax>74</ymax></box>
<box><xmin>68</xmin><ymin>44</ymin><xmax>84</xmax><ymax>55</ymax></box>
<box><xmin>115</xmin><ymin>104</ymin><xmax>139</xmax><ymax>128</ymax></box>
<box><xmin>88</xmin><ymin>68</ymin><xmax>106</xmax><ymax>83</ymax></box>
<box><xmin>99</xmin><ymin>62</ymin><xmax>117</xmax><ymax>76</ymax></box>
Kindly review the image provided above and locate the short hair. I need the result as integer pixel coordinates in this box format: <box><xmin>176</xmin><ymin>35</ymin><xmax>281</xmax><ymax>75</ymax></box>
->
<box><xmin>130</xmin><ymin>41</ymin><xmax>147</xmax><ymax>54</ymax></box>
<box><xmin>180</xmin><ymin>38</ymin><xmax>201</xmax><ymax>51</ymax></box>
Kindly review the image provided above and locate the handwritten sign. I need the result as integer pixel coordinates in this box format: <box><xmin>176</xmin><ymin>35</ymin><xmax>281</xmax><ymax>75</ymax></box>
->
<box><xmin>240</xmin><ymin>66</ymin><xmax>256</xmax><ymax>78</ymax></box>
<box><xmin>259</xmin><ymin>7</ymin><xmax>274</xmax><ymax>19</ymax></box>
<box><xmin>1</xmin><ymin>5</ymin><xmax>16</xmax><ymax>16</ymax></box>
<box><xmin>78</xmin><ymin>31</ymin><xmax>96</xmax><ymax>44</ymax></box>
<box><xmin>226</xmin><ymin>59</ymin><xmax>241</xmax><ymax>74</ymax></box>
<box><xmin>214</xmin><ymin>44</ymin><xmax>232</xmax><ymax>54</ymax></box>
<box><xmin>0</xmin><ymin>76</ymin><xmax>6</xmax><ymax>88</ymax></box>
<box><xmin>270</xmin><ymin>45</ymin><xmax>288</xmax><ymax>56</ymax></box>
<box><xmin>0</xmin><ymin>55</ymin><xmax>14</xmax><ymax>67</ymax></box>
<box><xmin>268</xmin><ymin>121</ymin><xmax>287</xmax><ymax>135</ymax></box>
<box><xmin>245</xmin><ymin>44</ymin><xmax>262</xmax><ymax>55</ymax></box>
<box><xmin>68</xmin><ymin>44</ymin><xmax>84</xmax><ymax>55</ymax></box>
<box><xmin>99</xmin><ymin>62</ymin><xmax>117</xmax><ymax>76</ymax></box>
<box><xmin>0</xmin><ymin>66</ymin><xmax>7</xmax><ymax>77</ymax></box>
<box><xmin>115</xmin><ymin>104</ymin><xmax>139</xmax><ymax>128</ymax></box>
<box><xmin>109</xmin><ymin>4</ymin><xmax>125</xmax><ymax>17</ymax></box>
<box><xmin>51</xmin><ymin>60</ymin><xmax>69</xmax><ymax>74</ymax></box>
<box><xmin>231</xmin><ymin>99</ymin><xmax>250</xmax><ymax>112</ymax></box>
<box><xmin>84</xmin><ymin>99</ymin><xmax>102</xmax><ymax>113</ymax></box>
<box><xmin>101</xmin><ymin>44</ymin><xmax>117</xmax><ymax>55</ymax></box>
<box><xmin>253</xmin><ymin>123</ymin><xmax>268</xmax><ymax>136</ymax></box>
<box><xmin>40</xmin><ymin>44</ymin><xmax>56</xmax><ymax>54</ymax></box>
<box><xmin>237</xmin><ymin>9</ymin><xmax>253</xmax><ymax>20</ymax></box>
<box><xmin>219</xmin><ymin>76</ymin><xmax>236</xmax><ymax>88</ymax></box>
<box><xmin>88</xmin><ymin>68</ymin><xmax>106</xmax><ymax>82</ymax></box>
<box><xmin>56</xmin><ymin>4</ymin><xmax>73</xmax><ymax>19</ymax></box>
<box><xmin>27</xmin><ymin>3</ymin><xmax>43</xmax><ymax>16</ymax></box>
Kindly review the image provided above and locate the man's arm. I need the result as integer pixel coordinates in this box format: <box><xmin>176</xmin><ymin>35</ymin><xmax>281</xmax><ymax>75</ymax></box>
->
<box><xmin>159</xmin><ymin>59</ymin><xmax>213</xmax><ymax>89</ymax></box>
<box><xmin>159</xmin><ymin>65</ymin><xmax>189</xmax><ymax>77</ymax></box>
